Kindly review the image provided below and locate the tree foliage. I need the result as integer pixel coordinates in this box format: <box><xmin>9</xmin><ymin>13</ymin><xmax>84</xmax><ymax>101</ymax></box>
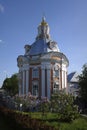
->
<box><xmin>50</xmin><ymin>92</ymin><xmax>79</xmax><ymax>121</ymax></box>
<box><xmin>2</xmin><ymin>74</ymin><xmax>18</xmax><ymax>96</ymax></box>
<box><xmin>79</xmin><ymin>63</ymin><xmax>87</xmax><ymax>103</ymax></box>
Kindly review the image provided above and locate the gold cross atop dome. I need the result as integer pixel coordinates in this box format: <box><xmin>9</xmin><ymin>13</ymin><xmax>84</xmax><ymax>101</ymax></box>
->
<box><xmin>36</xmin><ymin>17</ymin><xmax>50</xmax><ymax>40</ymax></box>
<box><xmin>41</xmin><ymin>16</ymin><xmax>48</xmax><ymax>26</ymax></box>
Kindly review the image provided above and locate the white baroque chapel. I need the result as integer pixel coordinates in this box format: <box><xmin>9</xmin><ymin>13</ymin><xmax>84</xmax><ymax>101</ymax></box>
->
<box><xmin>17</xmin><ymin>17</ymin><xmax>69</xmax><ymax>99</ymax></box>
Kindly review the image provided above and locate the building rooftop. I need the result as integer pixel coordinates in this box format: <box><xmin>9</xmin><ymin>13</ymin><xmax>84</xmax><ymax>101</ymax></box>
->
<box><xmin>68</xmin><ymin>72</ymin><xmax>79</xmax><ymax>83</ymax></box>
<box><xmin>25</xmin><ymin>17</ymin><xmax>60</xmax><ymax>56</ymax></box>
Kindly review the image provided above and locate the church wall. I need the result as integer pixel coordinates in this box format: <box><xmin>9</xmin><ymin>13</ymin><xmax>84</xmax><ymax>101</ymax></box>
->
<box><xmin>45</xmin><ymin>69</ymin><xmax>47</xmax><ymax>97</ymax></box>
<box><xmin>60</xmin><ymin>68</ymin><xmax>62</xmax><ymax>90</ymax></box>
<box><xmin>26</xmin><ymin>70</ymin><xmax>29</xmax><ymax>94</ymax></box>
<box><xmin>51</xmin><ymin>69</ymin><xmax>53</xmax><ymax>94</ymax></box>
<box><xmin>18</xmin><ymin>60</ymin><xmax>68</xmax><ymax>97</ymax></box>
<box><xmin>17</xmin><ymin>18</ymin><xmax>69</xmax><ymax>99</ymax></box>
<box><xmin>19</xmin><ymin>71</ymin><xmax>23</xmax><ymax>96</ymax></box>
<box><xmin>29</xmin><ymin>68</ymin><xmax>32</xmax><ymax>93</ymax></box>
<box><xmin>47</xmin><ymin>67</ymin><xmax>51</xmax><ymax>99</ymax></box>
<box><xmin>41</xmin><ymin>65</ymin><xmax>45</xmax><ymax>97</ymax></box>
<box><xmin>22</xmin><ymin>70</ymin><xmax>25</xmax><ymax>95</ymax></box>
<box><xmin>61</xmin><ymin>64</ymin><xmax>67</xmax><ymax>90</ymax></box>
<box><xmin>24</xmin><ymin>70</ymin><xmax>26</xmax><ymax>94</ymax></box>
<box><xmin>39</xmin><ymin>67</ymin><xmax>41</xmax><ymax>97</ymax></box>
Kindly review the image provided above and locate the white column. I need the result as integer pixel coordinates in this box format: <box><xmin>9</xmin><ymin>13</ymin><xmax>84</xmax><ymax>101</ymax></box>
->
<box><xmin>65</xmin><ymin>71</ymin><xmax>68</xmax><ymax>94</ymax></box>
<box><xmin>61</xmin><ymin>70</ymin><xmax>63</xmax><ymax>89</ymax></box>
<box><xmin>62</xmin><ymin>70</ymin><xmax>64</xmax><ymax>89</ymax></box>
<box><xmin>26</xmin><ymin>70</ymin><xmax>29</xmax><ymax>95</ymax></box>
<box><xmin>18</xmin><ymin>72</ymin><xmax>21</xmax><ymax>96</ymax></box>
<box><xmin>19</xmin><ymin>84</ymin><xmax>21</xmax><ymax>96</ymax></box>
<box><xmin>47</xmin><ymin>68</ymin><xmax>51</xmax><ymax>99</ymax></box>
<box><xmin>41</xmin><ymin>67</ymin><xmax>45</xmax><ymax>97</ymax></box>
<box><xmin>65</xmin><ymin>71</ymin><xmax>66</xmax><ymax>88</ymax></box>
<box><xmin>23</xmin><ymin>70</ymin><xmax>25</xmax><ymax>95</ymax></box>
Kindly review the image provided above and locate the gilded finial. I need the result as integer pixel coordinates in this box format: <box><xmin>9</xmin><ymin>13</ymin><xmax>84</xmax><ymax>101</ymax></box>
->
<box><xmin>42</xmin><ymin>12</ymin><xmax>46</xmax><ymax>21</ymax></box>
<box><xmin>41</xmin><ymin>14</ymin><xmax>47</xmax><ymax>26</ymax></box>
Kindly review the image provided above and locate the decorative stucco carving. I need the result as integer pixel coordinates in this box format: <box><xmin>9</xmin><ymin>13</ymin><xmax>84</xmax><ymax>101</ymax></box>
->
<box><xmin>17</xmin><ymin>55</ymin><xmax>29</xmax><ymax>67</ymax></box>
<box><xmin>17</xmin><ymin>55</ymin><xmax>24</xmax><ymax>67</ymax></box>
<box><xmin>24</xmin><ymin>44</ymin><xmax>31</xmax><ymax>55</ymax></box>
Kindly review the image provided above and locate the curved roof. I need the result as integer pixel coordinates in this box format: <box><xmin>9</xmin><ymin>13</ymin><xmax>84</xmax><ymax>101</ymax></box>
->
<box><xmin>29</xmin><ymin>39</ymin><xmax>60</xmax><ymax>55</ymax></box>
<box><xmin>27</xmin><ymin>17</ymin><xmax>60</xmax><ymax>55</ymax></box>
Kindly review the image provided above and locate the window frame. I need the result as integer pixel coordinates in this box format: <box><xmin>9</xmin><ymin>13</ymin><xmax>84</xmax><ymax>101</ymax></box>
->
<box><xmin>32</xmin><ymin>68</ymin><xmax>39</xmax><ymax>78</ymax></box>
<box><xmin>32</xmin><ymin>81</ymin><xmax>39</xmax><ymax>96</ymax></box>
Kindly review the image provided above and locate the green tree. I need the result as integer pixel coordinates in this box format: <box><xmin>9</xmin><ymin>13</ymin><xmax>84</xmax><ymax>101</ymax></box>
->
<box><xmin>79</xmin><ymin>64</ymin><xmax>87</xmax><ymax>103</ymax></box>
<box><xmin>50</xmin><ymin>92</ymin><xmax>79</xmax><ymax>121</ymax></box>
<box><xmin>2</xmin><ymin>74</ymin><xmax>18</xmax><ymax>96</ymax></box>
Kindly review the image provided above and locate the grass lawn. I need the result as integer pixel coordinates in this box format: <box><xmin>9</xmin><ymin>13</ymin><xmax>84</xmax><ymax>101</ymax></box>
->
<box><xmin>59</xmin><ymin>116</ymin><xmax>87</xmax><ymax>130</ymax></box>
<box><xmin>1</xmin><ymin>109</ymin><xmax>87</xmax><ymax>130</ymax></box>
<box><xmin>22</xmin><ymin>112</ymin><xmax>87</xmax><ymax>130</ymax></box>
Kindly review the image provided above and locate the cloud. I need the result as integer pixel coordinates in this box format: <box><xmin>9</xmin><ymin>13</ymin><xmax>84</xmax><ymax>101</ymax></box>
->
<box><xmin>0</xmin><ymin>40</ymin><xmax>3</xmax><ymax>43</ymax></box>
<box><xmin>0</xmin><ymin>4</ymin><xmax>4</xmax><ymax>13</ymax></box>
<box><xmin>0</xmin><ymin>40</ymin><xmax>5</xmax><ymax>44</ymax></box>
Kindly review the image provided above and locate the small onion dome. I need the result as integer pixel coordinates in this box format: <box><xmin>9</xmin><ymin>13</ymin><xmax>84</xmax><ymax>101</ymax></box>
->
<box><xmin>40</xmin><ymin>17</ymin><xmax>48</xmax><ymax>26</ymax></box>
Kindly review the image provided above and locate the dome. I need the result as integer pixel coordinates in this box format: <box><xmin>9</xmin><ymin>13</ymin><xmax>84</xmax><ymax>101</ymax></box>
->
<box><xmin>28</xmin><ymin>17</ymin><xmax>60</xmax><ymax>55</ymax></box>
<box><xmin>29</xmin><ymin>39</ymin><xmax>60</xmax><ymax>55</ymax></box>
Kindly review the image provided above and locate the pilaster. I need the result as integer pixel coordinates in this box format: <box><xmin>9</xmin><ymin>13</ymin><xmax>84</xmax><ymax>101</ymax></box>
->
<box><xmin>41</xmin><ymin>65</ymin><xmax>45</xmax><ymax>97</ymax></box>
<box><xmin>26</xmin><ymin>70</ymin><xmax>29</xmax><ymax>95</ymax></box>
<box><xmin>47</xmin><ymin>66</ymin><xmax>51</xmax><ymax>99</ymax></box>
<box><xmin>23</xmin><ymin>70</ymin><xmax>25</xmax><ymax>95</ymax></box>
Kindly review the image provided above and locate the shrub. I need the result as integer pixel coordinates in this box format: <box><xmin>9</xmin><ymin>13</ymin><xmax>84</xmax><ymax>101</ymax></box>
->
<box><xmin>0</xmin><ymin>106</ymin><xmax>56</xmax><ymax>129</ymax></box>
<box><xmin>50</xmin><ymin>92</ymin><xmax>79</xmax><ymax>122</ymax></box>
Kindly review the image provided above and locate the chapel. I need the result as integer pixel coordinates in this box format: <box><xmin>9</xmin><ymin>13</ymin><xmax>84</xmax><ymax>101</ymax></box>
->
<box><xmin>17</xmin><ymin>17</ymin><xmax>69</xmax><ymax>99</ymax></box>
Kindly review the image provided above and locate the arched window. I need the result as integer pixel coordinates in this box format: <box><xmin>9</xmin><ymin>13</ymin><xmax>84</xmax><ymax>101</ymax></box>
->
<box><xmin>53</xmin><ymin>65</ymin><xmax>59</xmax><ymax>77</ymax></box>
<box><xmin>55</xmin><ymin>70</ymin><xmax>59</xmax><ymax>77</ymax></box>
<box><xmin>32</xmin><ymin>81</ymin><xmax>38</xmax><ymax>96</ymax></box>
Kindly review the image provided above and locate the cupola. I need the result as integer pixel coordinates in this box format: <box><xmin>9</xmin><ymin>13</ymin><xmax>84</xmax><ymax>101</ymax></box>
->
<box><xmin>36</xmin><ymin>17</ymin><xmax>50</xmax><ymax>40</ymax></box>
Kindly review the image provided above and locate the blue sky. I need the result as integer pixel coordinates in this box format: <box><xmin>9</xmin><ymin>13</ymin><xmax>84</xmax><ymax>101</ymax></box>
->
<box><xmin>0</xmin><ymin>0</ymin><xmax>87</xmax><ymax>87</ymax></box>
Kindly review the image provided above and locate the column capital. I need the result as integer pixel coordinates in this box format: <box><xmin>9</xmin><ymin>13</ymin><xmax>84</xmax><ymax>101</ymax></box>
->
<box><xmin>41</xmin><ymin>65</ymin><xmax>45</xmax><ymax>70</ymax></box>
<box><xmin>23</xmin><ymin>64</ymin><xmax>29</xmax><ymax>71</ymax></box>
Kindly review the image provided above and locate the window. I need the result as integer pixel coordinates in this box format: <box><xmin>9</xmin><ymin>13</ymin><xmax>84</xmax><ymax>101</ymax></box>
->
<box><xmin>32</xmin><ymin>82</ymin><xmax>38</xmax><ymax>96</ymax></box>
<box><xmin>32</xmin><ymin>68</ymin><xmax>39</xmax><ymax>78</ymax></box>
<box><xmin>53</xmin><ymin>65</ymin><xmax>59</xmax><ymax>77</ymax></box>
<box><xmin>53</xmin><ymin>70</ymin><xmax>59</xmax><ymax>77</ymax></box>
<box><xmin>53</xmin><ymin>83</ymin><xmax>59</xmax><ymax>93</ymax></box>
<box><xmin>55</xmin><ymin>70</ymin><xmax>59</xmax><ymax>77</ymax></box>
